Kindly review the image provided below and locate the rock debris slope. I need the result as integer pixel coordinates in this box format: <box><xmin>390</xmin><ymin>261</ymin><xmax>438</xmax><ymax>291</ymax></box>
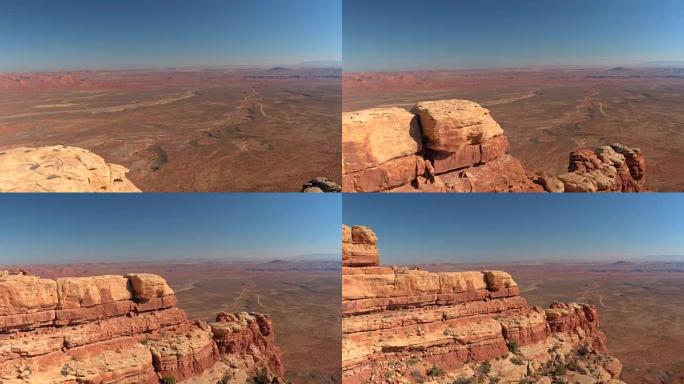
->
<box><xmin>342</xmin><ymin>225</ymin><xmax>624</xmax><ymax>384</ymax></box>
<box><xmin>0</xmin><ymin>270</ymin><xmax>284</xmax><ymax>383</ymax></box>
<box><xmin>342</xmin><ymin>100</ymin><xmax>646</xmax><ymax>192</ymax></box>
<box><xmin>0</xmin><ymin>145</ymin><xmax>140</xmax><ymax>192</ymax></box>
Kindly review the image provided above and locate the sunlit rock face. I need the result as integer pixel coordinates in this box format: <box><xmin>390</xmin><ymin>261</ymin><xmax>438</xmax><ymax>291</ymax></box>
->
<box><xmin>341</xmin><ymin>225</ymin><xmax>624</xmax><ymax>384</ymax></box>
<box><xmin>342</xmin><ymin>100</ymin><xmax>646</xmax><ymax>193</ymax></box>
<box><xmin>0</xmin><ymin>270</ymin><xmax>285</xmax><ymax>383</ymax></box>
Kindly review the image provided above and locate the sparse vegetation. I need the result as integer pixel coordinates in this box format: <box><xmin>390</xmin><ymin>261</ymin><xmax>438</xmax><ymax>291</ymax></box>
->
<box><xmin>452</xmin><ymin>378</ymin><xmax>475</xmax><ymax>384</ymax></box>
<box><xmin>410</xmin><ymin>369</ymin><xmax>425</xmax><ymax>382</ymax></box>
<box><xmin>406</xmin><ymin>357</ymin><xmax>418</xmax><ymax>366</ymax></box>
<box><xmin>479</xmin><ymin>361</ymin><xmax>491</xmax><ymax>375</ymax></box>
<box><xmin>427</xmin><ymin>365</ymin><xmax>445</xmax><ymax>377</ymax></box>
<box><xmin>160</xmin><ymin>377</ymin><xmax>176</xmax><ymax>384</ymax></box>
<box><xmin>510</xmin><ymin>356</ymin><xmax>525</xmax><ymax>365</ymax></box>
<box><xmin>567</xmin><ymin>360</ymin><xmax>586</xmax><ymax>374</ymax></box>
<box><xmin>507</xmin><ymin>340</ymin><xmax>520</xmax><ymax>354</ymax></box>
<box><xmin>552</xmin><ymin>363</ymin><xmax>568</xmax><ymax>376</ymax></box>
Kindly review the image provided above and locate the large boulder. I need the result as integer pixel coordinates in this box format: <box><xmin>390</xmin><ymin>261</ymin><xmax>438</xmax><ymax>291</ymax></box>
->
<box><xmin>0</xmin><ymin>272</ymin><xmax>58</xmax><ymax>315</ymax></box>
<box><xmin>342</xmin><ymin>107</ymin><xmax>422</xmax><ymax>173</ymax></box>
<box><xmin>56</xmin><ymin>275</ymin><xmax>131</xmax><ymax>309</ymax></box>
<box><xmin>343</xmin><ymin>225</ymin><xmax>380</xmax><ymax>267</ymax></box>
<box><xmin>342</xmin><ymin>108</ymin><xmax>427</xmax><ymax>191</ymax></box>
<box><xmin>0</xmin><ymin>145</ymin><xmax>141</xmax><ymax>192</ymax></box>
<box><xmin>413</xmin><ymin>99</ymin><xmax>504</xmax><ymax>152</ymax></box>
<box><xmin>125</xmin><ymin>273</ymin><xmax>174</xmax><ymax>301</ymax></box>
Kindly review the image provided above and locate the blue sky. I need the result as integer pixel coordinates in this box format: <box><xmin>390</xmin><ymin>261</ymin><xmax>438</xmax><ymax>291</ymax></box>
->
<box><xmin>343</xmin><ymin>194</ymin><xmax>684</xmax><ymax>264</ymax></box>
<box><xmin>0</xmin><ymin>0</ymin><xmax>342</xmax><ymax>71</ymax></box>
<box><xmin>0</xmin><ymin>194</ymin><xmax>341</xmax><ymax>264</ymax></box>
<box><xmin>344</xmin><ymin>0</ymin><xmax>684</xmax><ymax>71</ymax></box>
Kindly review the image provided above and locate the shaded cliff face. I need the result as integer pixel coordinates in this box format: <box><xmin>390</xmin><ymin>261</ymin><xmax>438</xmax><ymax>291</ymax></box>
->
<box><xmin>341</xmin><ymin>225</ymin><xmax>624</xmax><ymax>384</ymax></box>
<box><xmin>0</xmin><ymin>270</ymin><xmax>284</xmax><ymax>384</ymax></box>
<box><xmin>341</xmin><ymin>100</ymin><xmax>646</xmax><ymax>192</ymax></box>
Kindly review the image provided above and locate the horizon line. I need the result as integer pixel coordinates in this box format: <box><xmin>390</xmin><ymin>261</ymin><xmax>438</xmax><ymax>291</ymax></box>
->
<box><xmin>342</xmin><ymin>60</ymin><xmax>684</xmax><ymax>74</ymax></box>
<box><xmin>0</xmin><ymin>60</ymin><xmax>344</xmax><ymax>74</ymax></box>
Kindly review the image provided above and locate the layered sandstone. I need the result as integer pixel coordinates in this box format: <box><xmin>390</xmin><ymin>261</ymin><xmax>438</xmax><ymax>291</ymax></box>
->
<box><xmin>0</xmin><ymin>270</ymin><xmax>284</xmax><ymax>384</ymax></box>
<box><xmin>342</xmin><ymin>225</ymin><xmax>624</xmax><ymax>384</ymax></box>
<box><xmin>0</xmin><ymin>145</ymin><xmax>141</xmax><ymax>192</ymax></box>
<box><xmin>342</xmin><ymin>99</ymin><xmax>646</xmax><ymax>192</ymax></box>
<box><xmin>342</xmin><ymin>225</ymin><xmax>380</xmax><ymax>267</ymax></box>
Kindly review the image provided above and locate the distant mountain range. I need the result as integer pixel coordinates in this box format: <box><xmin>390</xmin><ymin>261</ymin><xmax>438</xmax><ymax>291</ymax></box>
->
<box><xmin>639</xmin><ymin>60</ymin><xmax>684</xmax><ymax>68</ymax></box>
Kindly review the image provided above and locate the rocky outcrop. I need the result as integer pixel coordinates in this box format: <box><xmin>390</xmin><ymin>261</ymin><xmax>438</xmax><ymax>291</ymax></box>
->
<box><xmin>301</xmin><ymin>177</ymin><xmax>342</xmax><ymax>192</ymax></box>
<box><xmin>342</xmin><ymin>99</ymin><xmax>646</xmax><ymax>192</ymax></box>
<box><xmin>0</xmin><ymin>145</ymin><xmax>141</xmax><ymax>192</ymax></box>
<box><xmin>0</xmin><ymin>270</ymin><xmax>284</xmax><ymax>383</ymax></box>
<box><xmin>557</xmin><ymin>144</ymin><xmax>646</xmax><ymax>192</ymax></box>
<box><xmin>342</xmin><ymin>225</ymin><xmax>624</xmax><ymax>384</ymax></box>
<box><xmin>342</xmin><ymin>225</ymin><xmax>380</xmax><ymax>267</ymax></box>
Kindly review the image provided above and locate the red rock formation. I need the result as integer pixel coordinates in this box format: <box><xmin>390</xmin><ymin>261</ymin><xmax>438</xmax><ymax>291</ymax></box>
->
<box><xmin>558</xmin><ymin>143</ymin><xmax>646</xmax><ymax>192</ymax></box>
<box><xmin>342</xmin><ymin>99</ymin><xmax>646</xmax><ymax>193</ymax></box>
<box><xmin>0</xmin><ymin>271</ymin><xmax>284</xmax><ymax>383</ymax></box>
<box><xmin>342</xmin><ymin>225</ymin><xmax>380</xmax><ymax>267</ymax></box>
<box><xmin>342</xmin><ymin>225</ymin><xmax>624</xmax><ymax>384</ymax></box>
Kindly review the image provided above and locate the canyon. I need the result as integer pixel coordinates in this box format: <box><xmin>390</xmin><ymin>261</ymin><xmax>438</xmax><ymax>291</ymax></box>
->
<box><xmin>342</xmin><ymin>99</ymin><xmax>646</xmax><ymax>192</ymax></box>
<box><xmin>342</xmin><ymin>225</ymin><xmax>624</xmax><ymax>383</ymax></box>
<box><xmin>0</xmin><ymin>270</ymin><xmax>285</xmax><ymax>383</ymax></box>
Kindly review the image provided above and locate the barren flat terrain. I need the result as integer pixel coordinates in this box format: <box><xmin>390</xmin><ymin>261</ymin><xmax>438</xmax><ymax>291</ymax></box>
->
<box><xmin>423</xmin><ymin>261</ymin><xmax>684</xmax><ymax>383</ymax></box>
<box><xmin>344</xmin><ymin>68</ymin><xmax>684</xmax><ymax>191</ymax></box>
<box><xmin>0</xmin><ymin>68</ymin><xmax>341</xmax><ymax>191</ymax></box>
<box><xmin>14</xmin><ymin>260</ymin><xmax>341</xmax><ymax>384</ymax></box>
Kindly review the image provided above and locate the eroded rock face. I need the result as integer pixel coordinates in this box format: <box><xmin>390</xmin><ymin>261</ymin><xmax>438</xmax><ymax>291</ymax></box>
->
<box><xmin>342</xmin><ymin>225</ymin><xmax>380</xmax><ymax>267</ymax></box>
<box><xmin>0</xmin><ymin>145</ymin><xmax>141</xmax><ymax>192</ymax></box>
<box><xmin>342</xmin><ymin>99</ymin><xmax>647</xmax><ymax>193</ymax></box>
<box><xmin>558</xmin><ymin>144</ymin><xmax>646</xmax><ymax>192</ymax></box>
<box><xmin>341</xmin><ymin>225</ymin><xmax>624</xmax><ymax>384</ymax></box>
<box><xmin>0</xmin><ymin>271</ymin><xmax>284</xmax><ymax>383</ymax></box>
<box><xmin>342</xmin><ymin>107</ymin><xmax>429</xmax><ymax>192</ymax></box>
<box><xmin>413</xmin><ymin>100</ymin><xmax>504</xmax><ymax>151</ymax></box>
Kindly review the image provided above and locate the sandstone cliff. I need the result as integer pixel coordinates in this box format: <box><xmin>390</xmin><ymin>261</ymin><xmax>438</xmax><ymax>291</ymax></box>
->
<box><xmin>342</xmin><ymin>225</ymin><xmax>624</xmax><ymax>384</ymax></box>
<box><xmin>0</xmin><ymin>271</ymin><xmax>284</xmax><ymax>383</ymax></box>
<box><xmin>0</xmin><ymin>145</ymin><xmax>140</xmax><ymax>192</ymax></box>
<box><xmin>342</xmin><ymin>100</ymin><xmax>646</xmax><ymax>192</ymax></box>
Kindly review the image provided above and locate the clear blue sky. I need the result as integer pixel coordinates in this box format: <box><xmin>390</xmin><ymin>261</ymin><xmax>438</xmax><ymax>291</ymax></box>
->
<box><xmin>343</xmin><ymin>194</ymin><xmax>684</xmax><ymax>264</ymax></box>
<box><xmin>0</xmin><ymin>194</ymin><xmax>341</xmax><ymax>264</ymax></box>
<box><xmin>0</xmin><ymin>0</ymin><xmax>342</xmax><ymax>71</ymax></box>
<box><xmin>344</xmin><ymin>0</ymin><xmax>684</xmax><ymax>71</ymax></box>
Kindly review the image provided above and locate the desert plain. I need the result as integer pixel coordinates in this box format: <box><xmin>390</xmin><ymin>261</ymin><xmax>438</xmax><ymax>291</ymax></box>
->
<box><xmin>0</xmin><ymin>67</ymin><xmax>341</xmax><ymax>191</ymax></box>
<box><xmin>8</xmin><ymin>259</ymin><xmax>341</xmax><ymax>384</ymax></box>
<box><xmin>343</xmin><ymin>67</ymin><xmax>684</xmax><ymax>191</ymax></box>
